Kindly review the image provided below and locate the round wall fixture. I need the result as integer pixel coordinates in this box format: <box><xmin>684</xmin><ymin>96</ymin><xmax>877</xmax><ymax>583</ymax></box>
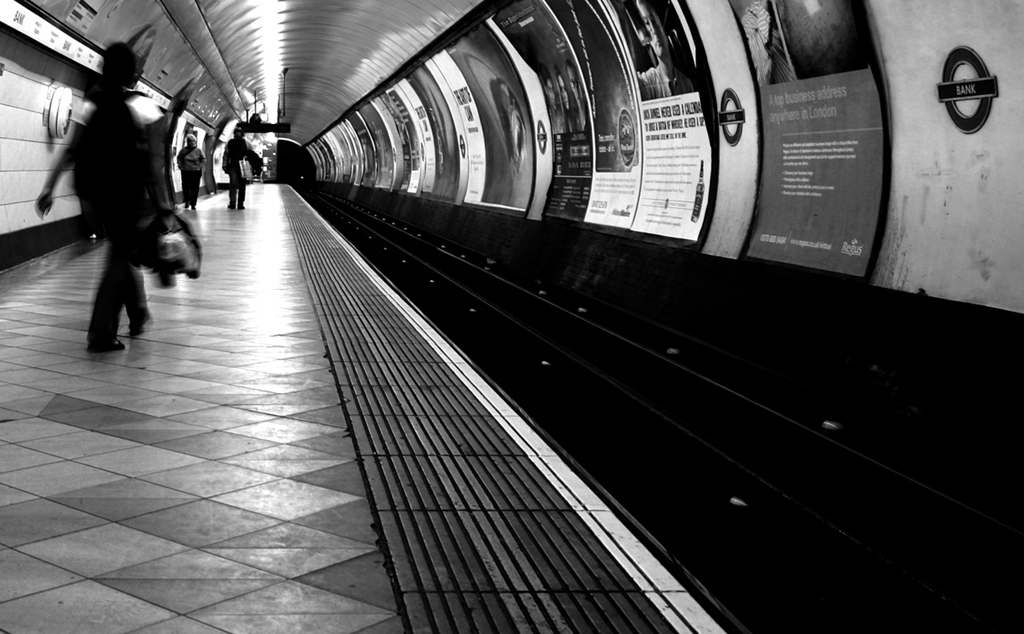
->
<box><xmin>719</xmin><ymin>88</ymin><xmax>745</xmax><ymax>146</ymax></box>
<box><xmin>47</xmin><ymin>86</ymin><xmax>73</xmax><ymax>139</ymax></box>
<box><xmin>720</xmin><ymin>88</ymin><xmax>745</xmax><ymax>146</ymax></box>
<box><xmin>938</xmin><ymin>46</ymin><xmax>998</xmax><ymax>134</ymax></box>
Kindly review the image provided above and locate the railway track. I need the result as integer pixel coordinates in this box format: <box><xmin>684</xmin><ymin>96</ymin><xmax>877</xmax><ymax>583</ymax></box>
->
<box><xmin>304</xmin><ymin>190</ymin><xmax>1013</xmax><ymax>634</ymax></box>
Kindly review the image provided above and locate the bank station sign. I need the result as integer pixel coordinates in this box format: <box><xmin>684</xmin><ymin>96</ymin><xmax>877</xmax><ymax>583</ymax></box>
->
<box><xmin>938</xmin><ymin>46</ymin><xmax>998</xmax><ymax>134</ymax></box>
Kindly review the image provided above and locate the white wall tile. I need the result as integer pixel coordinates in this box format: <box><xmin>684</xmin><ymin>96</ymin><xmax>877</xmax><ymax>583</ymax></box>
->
<box><xmin>1</xmin><ymin>139</ymin><xmax>67</xmax><ymax>172</ymax></box>
<box><xmin>5</xmin><ymin>199</ymin><xmax>44</xmax><ymax>231</ymax></box>
<box><xmin>0</xmin><ymin>33</ymin><xmax>89</xmax><ymax>243</ymax></box>
<box><xmin>0</xmin><ymin>104</ymin><xmax>55</xmax><ymax>143</ymax></box>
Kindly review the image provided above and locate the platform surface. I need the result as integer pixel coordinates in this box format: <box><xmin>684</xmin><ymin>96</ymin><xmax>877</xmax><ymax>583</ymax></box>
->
<box><xmin>0</xmin><ymin>186</ymin><xmax>720</xmax><ymax>634</ymax></box>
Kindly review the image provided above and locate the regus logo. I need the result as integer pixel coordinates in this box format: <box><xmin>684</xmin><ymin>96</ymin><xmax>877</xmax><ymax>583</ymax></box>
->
<box><xmin>841</xmin><ymin>239</ymin><xmax>864</xmax><ymax>256</ymax></box>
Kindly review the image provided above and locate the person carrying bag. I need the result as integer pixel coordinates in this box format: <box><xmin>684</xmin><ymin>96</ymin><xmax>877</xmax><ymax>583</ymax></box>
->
<box><xmin>223</xmin><ymin>127</ymin><xmax>251</xmax><ymax>209</ymax></box>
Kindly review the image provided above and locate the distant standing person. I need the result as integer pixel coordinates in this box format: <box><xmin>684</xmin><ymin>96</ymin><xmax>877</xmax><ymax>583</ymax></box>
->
<box><xmin>223</xmin><ymin>127</ymin><xmax>251</xmax><ymax>209</ymax></box>
<box><xmin>177</xmin><ymin>133</ymin><xmax>205</xmax><ymax>210</ymax></box>
<box><xmin>36</xmin><ymin>42</ymin><xmax>160</xmax><ymax>352</ymax></box>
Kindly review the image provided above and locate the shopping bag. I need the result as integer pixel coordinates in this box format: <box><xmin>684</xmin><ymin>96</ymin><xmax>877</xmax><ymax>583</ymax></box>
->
<box><xmin>239</xmin><ymin>159</ymin><xmax>253</xmax><ymax>181</ymax></box>
<box><xmin>157</xmin><ymin>228</ymin><xmax>199</xmax><ymax>273</ymax></box>
<box><xmin>137</xmin><ymin>212</ymin><xmax>202</xmax><ymax>287</ymax></box>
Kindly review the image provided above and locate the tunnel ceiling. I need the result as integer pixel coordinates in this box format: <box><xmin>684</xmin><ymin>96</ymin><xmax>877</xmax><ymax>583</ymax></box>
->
<box><xmin>29</xmin><ymin>0</ymin><xmax>480</xmax><ymax>144</ymax></box>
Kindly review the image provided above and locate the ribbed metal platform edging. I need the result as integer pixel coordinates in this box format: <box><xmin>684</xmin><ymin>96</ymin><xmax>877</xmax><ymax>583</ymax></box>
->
<box><xmin>283</xmin><ymin>195</ymin><xmax>696</xmax><ymax>633</ymax></box>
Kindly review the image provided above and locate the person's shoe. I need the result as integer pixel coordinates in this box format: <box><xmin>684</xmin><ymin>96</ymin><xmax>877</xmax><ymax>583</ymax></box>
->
<box><xmin>191</xmin><ymin>205</ymin><xmax>197</xmax><ymax>210</ymax></box>
<box><xmin>87</xmin><ymin>339</ymin><xmax>125</xmax><ymax>353</ymax></box>
<box><xmin>238</xmin><ymin>204</ymin><xmax>245</xmax><ymax>210</ymax></box>
<box><xmin>228</xmin><ymin>204</ymin><xmax>235</xmax><ymax>209</ymax></box>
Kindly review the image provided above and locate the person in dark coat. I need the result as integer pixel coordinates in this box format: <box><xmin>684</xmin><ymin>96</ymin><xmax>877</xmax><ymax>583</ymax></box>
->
<box><xmin>223</xmin><ymin>127</ymin><xmax>251</xmax><ymax>209</ymax></box>
<box><xmin>37</xmin><ymin>42</ymin><xmax>160</xmax><ymax>352</ymax></box>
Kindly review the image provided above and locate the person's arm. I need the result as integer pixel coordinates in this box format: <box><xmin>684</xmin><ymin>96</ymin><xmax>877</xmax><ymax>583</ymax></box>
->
<box><xmin>36</xmin><ymin>127</ymin><xmax>80</xmax><ymax>216</ymax></box>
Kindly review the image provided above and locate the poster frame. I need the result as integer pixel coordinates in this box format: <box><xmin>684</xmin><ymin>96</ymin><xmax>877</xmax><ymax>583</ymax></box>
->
<box><xmin>735</xmin><ymin>0</ymin><xmax>892</xmax><ymax>278</ymax></box>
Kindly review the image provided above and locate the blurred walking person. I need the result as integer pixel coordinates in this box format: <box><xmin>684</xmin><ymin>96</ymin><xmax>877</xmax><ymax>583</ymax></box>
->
<box><xmin>37</xmin><ymin>42</ymin><xmax>161</xmax><ymax>352</ymax></box>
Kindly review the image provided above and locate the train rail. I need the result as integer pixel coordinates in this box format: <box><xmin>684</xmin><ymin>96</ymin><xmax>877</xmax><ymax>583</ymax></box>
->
<box><xmin>303</xmin><ymin>190</ymin><xmax>1015</xmax><ymax>634</ymax></box>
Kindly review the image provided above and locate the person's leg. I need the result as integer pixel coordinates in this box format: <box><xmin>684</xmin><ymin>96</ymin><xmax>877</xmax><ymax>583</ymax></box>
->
<box><xmin>182</xmin><ymin>172</ymin><xmax>192</xmax><ymax>208</ymax></box>
<box><xmin>238</xmin><ymin>177</ymin><xmax>246</xmax><ymax>208</ymax></box>
<box><xmin>228</xmin><ymin>169</ymin><xmax>239</xmax><ymax>208</ymax></box>
<box><xmin>88</xmin><ymin>225</ymin><xmax>148</xmax><ymax>349</ymax></box>
<box><xmin>125</xmin><ymin>261</ymin><xmax>148</xmax><ymax>335</ymax></box>
<box><xmin>88</xmin><ymin>245</ymin><xmax>129</xmax><ymax>349</ymax></box>
<box><xmin>187</xmin><ymin>171</ymin><xmax>200</xmax><ymax>207</ymax></box>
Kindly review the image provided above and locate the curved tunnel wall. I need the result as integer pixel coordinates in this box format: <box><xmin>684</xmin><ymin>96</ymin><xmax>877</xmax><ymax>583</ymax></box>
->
<box><xmin>309</xmin><ymin>0</ymin><xmax>1024</xmax><ymax>470</ymax></box>
<box><xmin>311</xmin><ymin>0</ymin><xmax>1024</xmax><ymax>315</ymax></box>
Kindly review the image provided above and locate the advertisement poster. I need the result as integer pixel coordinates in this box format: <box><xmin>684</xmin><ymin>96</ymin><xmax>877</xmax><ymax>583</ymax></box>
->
<box><xmin>318</xmin><ymin>132</ymin><xmax>335</xmax><ymax>183</ymax></box>
<box><xmin>350</xmin><ymin>113</ymin><xmax>378</xmax><ymax>188</ymax></box>
<box><xmin>430</xmin><ymin>51</ymin><xmax>486</xmax><ymax>205</ymax></box>
<box><xmin>328</xmin><ymin>128</ymin><xmax>352</xmax><ymax>184</ymax></box>
<box><xmin>396</xmin><ymin>78</ymin><xmax>436</xmax><ymax>194</ymax></box>
<box><xmin>342</xmin><ymin>119</ymin><xmax>365</xmax><ymax>185</ymax></box>
<box><xmin>494</xmin><ymin>0</ymin><xmax>594</xmax><ymax>220</ymax></box>
<box><xmin>359</xmin><ymin>103</ymin><xmax>396</xmax><ymax>190</ymax></box>
<box><xmin>320</xmin><ymin>134</ymin><xmax>337</xmax><ymax>184</ymax></box>
<box><xmin>572</xmin><ymin>0</ymin><xmax>645</xmax><ymax>228</ymax></box>
<box><xmin>609</xmin><ymin>0</ymin><xmax>713</xmax><ymax>240</ymax></box>
<box><xmin>409</xmin><ymin>67</ymin><xmax>461</xmax><ymax>201</ymax></box>
<box><xmin>372</xmin><ymin>97</ymin><xmax>406</xmax><ymax>190</ymax></box>
<box><xmin>385</xmin><ymin>85</ymin><xmax>421</xmax><ymax>193</ymax></box>
<box><xmin>310</xmin><ymin>140</ymin><xmax>326</xmax><ymax>182</ymax></box>
<box><xmin>448</xmin><ymin>26</ymin><xmax>536</xmax><ymax>212</ymax></box>
<box><xmin>730</xmin><ymin>0</ymin><xmax>884</xmax><ymax>275</ymax></box>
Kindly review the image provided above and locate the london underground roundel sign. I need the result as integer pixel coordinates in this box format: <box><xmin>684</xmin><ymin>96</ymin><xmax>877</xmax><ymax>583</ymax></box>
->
<box><xmin>938</xmin><ymin>46</ymin><xmax>998</xmax><ymax>134</ymax></box>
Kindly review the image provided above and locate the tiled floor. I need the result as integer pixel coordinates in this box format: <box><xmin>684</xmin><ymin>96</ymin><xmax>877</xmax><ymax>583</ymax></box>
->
<box><xmin>0</xmin><ymin>187</ymin><xmax>401</xmax><ymax>634</ymax></box>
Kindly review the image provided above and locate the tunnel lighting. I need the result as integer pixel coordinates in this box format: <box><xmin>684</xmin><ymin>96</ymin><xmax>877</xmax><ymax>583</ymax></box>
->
<box><xmin>259</xmin><ymin>1</ymin><xmax>283</xmax><ymax>122</ymax></box>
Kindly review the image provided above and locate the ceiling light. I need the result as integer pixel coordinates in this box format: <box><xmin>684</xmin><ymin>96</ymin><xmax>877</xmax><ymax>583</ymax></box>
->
<box><xmin>259</xmin><ymin>1</ymin><xmax>282</xmax><ymax>122</ymax></box>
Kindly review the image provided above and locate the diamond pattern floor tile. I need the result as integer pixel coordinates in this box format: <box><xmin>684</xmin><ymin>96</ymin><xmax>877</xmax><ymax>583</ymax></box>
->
<box><xmin>154</xmin><ymin>431</ymin><xmax>279</xmax><ymax>460</ymax></box>
<box><xmin>19</xmin><ymin>430</ymin><xmax>140</xmax><ymax>459</ymax></box>
<box><xmin>203</xmin><ymin>547</ymin><xmax>374</xmax><ymax>579</ymax></box>
<box><xmin>0</xmin><ymin>188</ymin><xmax>403</xmax><ymax>634</ymax></box>
<box><xmin>99</xmin><ymin>578</ymin><xmax>279</xmax><ymax>614</ymax></box>
<box><xmin>98</xmin><ymin>548</ymin><xmax>282</xmax><ymax>581</ymax></box>
<box><xmin>49</xmin><ymin>478</ymin><xmax>198</xmax><ymax>521</ymax></box>
<box><xmin>191</xmin><ymin>613</ymin><xmax>394</xmax><ymax>634</ymax></box>
<box><xmin>208</xmin><ymin>522</ymin><xmax>375</xmax><ymax>550</ymax></box>
<box><xmin>0</xmin><ymin>548</ymin><xmax>83</xmax><ymax>602</ymax></box>
<box><xmin>139</xmin><ymin>460</ymin><xmax>280</xmax><ymax>498</ymax></box>
<box><xmin>0</xmin><ymin>444</ymin><xmax>64</xmax><ymax>472</ymax></box>
<box><xmin>0</xmin><ymin>461</ymin><xmax>125</xmax><ymax>497</ymax></box>
<box><xmin>0</xmin><ymin>483</ymin><xmax>35</xmax><ymax>507</ymax></box>
<box><xmin>75</xmin><ymin>445</ymin><xmax>207</xmax><ymax>476</ymax></box>
<box><xmin>0</xmin><ymin>418</ymin><xmax>83</xmax><ymax>443</ymax></box>
<box><xmin>122</xmin><ymin>500</ymin><xmax>283</xmax><ymax>548</ymax></box>
<box><xmin>0</xmin><ymin>581</ymin><xmax>175</xmax><ymax>634</ymax></box>
<box><xmin>0</xmin><ymin>498</ymin><xmax>107</xmax><ymax>547</ymax></box>
<box><xmin>16</xmin><ymin>523</ymin><xmax>189</xmax><ymax>577</ymax></box>
<box><xmin>296</xmin><ymin>551</ymin><xmax>399</xmax><ymax>612</ymax></box>
<box><xmin>129</xmin><ymin>616</ymin><xmax>232</xmax><ymax>634</ymax></box>
<box><xmin>190</xmin><ymin>580</ymin><xmax>394</xmax><ymax>616</ymax></box>
<box><xmin>211</xmin><ymin>479</ymin><xmax>361</xmax><ymax>521</ymax></box>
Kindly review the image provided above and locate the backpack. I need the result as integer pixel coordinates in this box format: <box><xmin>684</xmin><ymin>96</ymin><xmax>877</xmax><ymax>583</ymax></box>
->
<box><xmin>73</xmin><ymin>92</ymin><xmax>147</xmax><ymax>205</ymax></box>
